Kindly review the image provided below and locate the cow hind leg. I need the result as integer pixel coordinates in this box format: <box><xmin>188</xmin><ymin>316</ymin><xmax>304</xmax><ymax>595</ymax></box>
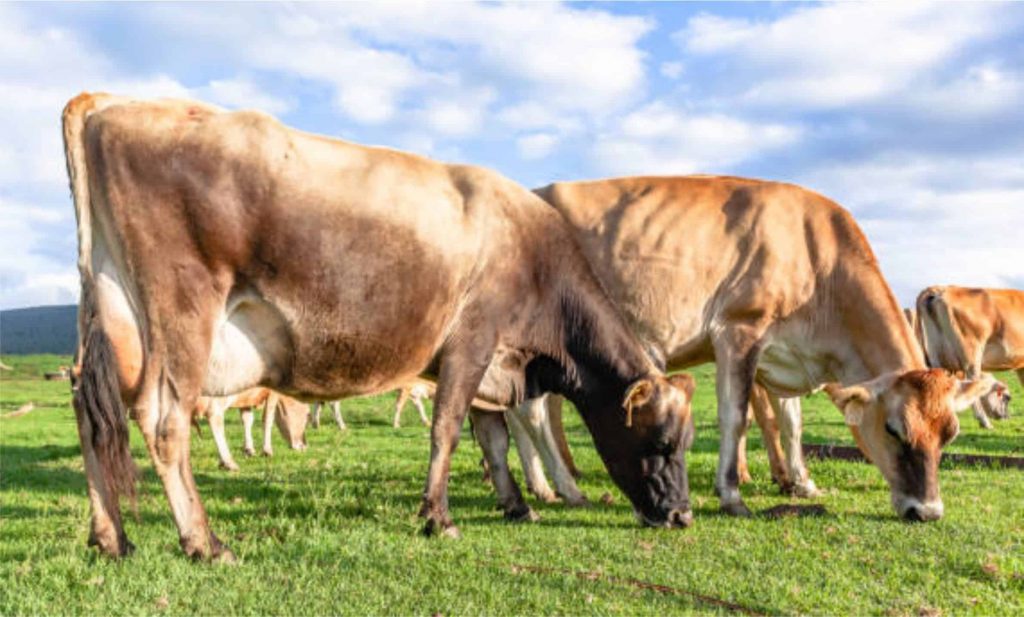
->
<box><xmin>505</xmin><ymin>405</ymin><xmax>558</xmax><ymax>503</ymax></box>
<box><xmin>470</xmin><ymin>410</ymin><xmax>536</xmax><ymax>522</ymax></box>
<box><xmin>511</xmin><ymin>396</ymin><xmax>587</xmax><ymax>506</ymax></box>
<box><xmin>311</xmin><ymin>402</ymin><xmax>322</xmax><ymax>429</ymax></box>
<box><xmin>770</xmin><ymin>396</ymin><xmax>820</xmax><ymax>498</ymax></box>
<box><xmin>331</xmin><ymin>401</ymin><xmax>346</xmax><ymax>430</ymax></box>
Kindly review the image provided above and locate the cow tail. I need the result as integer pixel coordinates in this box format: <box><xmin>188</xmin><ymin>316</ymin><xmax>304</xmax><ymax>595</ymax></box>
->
<box><xmin>64</xmin><ymin>92</ymin><xmax>138</xmax><ymax>504</ymax></box>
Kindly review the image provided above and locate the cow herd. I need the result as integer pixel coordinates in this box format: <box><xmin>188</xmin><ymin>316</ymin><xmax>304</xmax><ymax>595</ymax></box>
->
<box><xmin>61</xmin><ymin>93</ymin><xmax>1022</xmax><ymax>562</ymax></box>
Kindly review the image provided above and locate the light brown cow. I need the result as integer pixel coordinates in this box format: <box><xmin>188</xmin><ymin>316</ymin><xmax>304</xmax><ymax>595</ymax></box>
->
<box><xmin>534</xmin><ymin>175</ymin><xmax>993</xmax><ymax>520</ymax></box>
<box><xmin>916</xmin><ymin>286</ymin><xmax>1023</xmax><ymax>427</ymax></box>
<box><xmin>64</xmin><ymin>93</ymin><xmax>695</xmax><ymax>560</ymax></box>
<box><xmin>195</xmin><ymin>388</ymin><xmax>308</xmax><ymax>470</ymax></box>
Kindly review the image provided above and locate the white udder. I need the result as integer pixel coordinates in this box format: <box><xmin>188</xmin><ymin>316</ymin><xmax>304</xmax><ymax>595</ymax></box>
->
<box><xmin>204</xmin><ymin>293</ymin><xmax>291</xmax><ymax>397</ymax></box>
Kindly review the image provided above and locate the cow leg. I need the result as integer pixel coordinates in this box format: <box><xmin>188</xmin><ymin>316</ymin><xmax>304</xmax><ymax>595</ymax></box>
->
<box><xmin>511</xmin><ymin>396</ymin><xmax>587</xmax><ymax>506</ymax></box>
<box><xmin>135</xmin><ymin>373</ymin><xmax>233</xmax><ymax>562</ymax></box>
<box><xmin>748</xmin><ymin>385</ymin><xmax>785</xmax><ymax>487</ymax></box>
<box><xmin>971</xmin><ymin>401</ymin><xmax>994</xmax><ymax>429</ymax></box>
<box><xmin>262</xmin><ymin>394</ymin><xmax>278</xmax><ymax>456</ymax></box>
<box><xmin>207</xmin><ymin>400</ymin><xmax>240</xmax><ymax>471</ymax></box>
<box><xmin>393</xmin><ymin>389</ymin><xmax>409</xmax><ymax>428</ymax></box>
<box><xmin>413</xmin><ymin>395</ymin><xmax>431</xmax><ymax>426</ymax></box>
<box><xmin>241</xmin><ymin>407</ymin><xmax>256</xmax><ymax>457</ymax></box>
<box><xmin>419</xmin><ymin>337</ymin><xmax>497</xmax><ymax>538</ymax></box>
<box><xmin>547</xmin><ymin>394</ymin><xmax>582</xmax><ymax>480</ymax></box>
<box><xmin>736</xmin><ymin>406</ymin><xmax>753</xmax><ymax>485</ymax></box>
<box><xmin>770</xmin><ymin>396</ymin><xmax>820</xmax><ymax>497</ymax></box>
<box><xmin>311</xmin><ymin>402</ymin><xmax>322</xmax><ymax>429</ymax></box>
<box><xmin>713</xmin><ymin>329</ymin><xmax>762</xmax><ymax>517</ymax></box>
<box><xmin>505</xmin><ymin>404</ymin><xmax>558</xmax><ymax>503</ymax></box>
<box><xmin>470</xmin><ymin>409</ymin><xmax>536</xmax><ymax>522</ymax></box>
<box><xmin>331</xmin><ymin>401</ymin><xmax>346</xmax><ymax>430</ymax></box>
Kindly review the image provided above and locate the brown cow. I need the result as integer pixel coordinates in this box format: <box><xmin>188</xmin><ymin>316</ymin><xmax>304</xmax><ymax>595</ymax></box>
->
<box><xmin>64</xmin><ymin>93</ymin><xmax>695</xmax><ymax>560</ymax></box>
<box><xmin>534</xmin><ymin>175</ymin><xmax>993</xmax><ymax>520</ymax></box>
<box><xmin>916</xmin><ymin>286</ymin><xmax>1023</xmax><ymax>427</ymax></box>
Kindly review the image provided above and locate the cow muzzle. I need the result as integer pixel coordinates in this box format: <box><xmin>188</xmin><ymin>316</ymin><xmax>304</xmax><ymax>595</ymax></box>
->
<box><xmin>895</xmin><ymin>496</ymin><xmax>943</xmax><ymax>522</ymax></box>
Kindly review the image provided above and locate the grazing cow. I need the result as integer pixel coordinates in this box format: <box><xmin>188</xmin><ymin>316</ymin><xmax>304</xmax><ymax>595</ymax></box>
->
<box><xmin>916</xmin><ymin>286</ymin><xmax>1023</xmax><ymax>428</ymax></box>
<box><xmin>64</xmin><ymin>93</ymin><xmax>695</xmax><ymax>560</ymax></box>
<box><xmin>393</xmin><ymin>381</ymin><xmax>434</xmax><ymax>428</ymax></box>
<box><xmin>196</xmin><ymin>388</ymin><xmax>308</xmax><ymax>471</ymax></box>
<box><xmin>532</xmin><ymin>175</ymin><xmax>993</xmax><ymax>520</ymax></box>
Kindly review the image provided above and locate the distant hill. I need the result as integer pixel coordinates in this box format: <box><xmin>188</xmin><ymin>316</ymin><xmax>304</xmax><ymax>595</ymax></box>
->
<box><xmin>0</xmin><ymin>305</ymin><xmax>77</xmax><ymax>355</ymax></box>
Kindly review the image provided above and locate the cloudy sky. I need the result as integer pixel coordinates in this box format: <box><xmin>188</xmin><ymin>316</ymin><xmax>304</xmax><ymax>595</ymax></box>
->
<box><xmin>1</xmin><ymin>2</ymin><xmax>1022</xmax><ymax>310</ymax></box>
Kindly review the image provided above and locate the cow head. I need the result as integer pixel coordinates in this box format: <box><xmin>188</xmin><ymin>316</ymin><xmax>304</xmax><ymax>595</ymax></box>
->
<box><xmin>826</xmin><ymin>369</ymin><xmax>993</xmax><ymax>521</ymax></box>
<box><xmin>979</xmin><ymin>380</ymin><xmax>1011</xmax><ymax>420</ymax></box>
<box><xmin>589</xmin><ymin>373</ymin><xmax>696</xmax><ymax>528</ymax></box>
<box><xmin>274</xmin><ymin>396</ymin><xmax>309</xmax><ymax>450</ymax></box>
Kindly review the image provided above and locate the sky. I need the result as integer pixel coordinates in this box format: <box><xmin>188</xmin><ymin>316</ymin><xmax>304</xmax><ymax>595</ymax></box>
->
<box><xmin>1</xmin><ymin>1</ymin><xmax>1022</xmax><ymax>310</ymax></box>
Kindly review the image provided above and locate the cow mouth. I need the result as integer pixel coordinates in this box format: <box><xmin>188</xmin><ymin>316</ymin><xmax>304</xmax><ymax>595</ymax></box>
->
<box><xmin>634</xmin><ymin>452</ymin><xmax>691</xmax><ymax>528</ymax></box>
<box><xmin>636</xmin><ymin>507</ymin><xmax>694</xmax><ymax>528</ymax></box>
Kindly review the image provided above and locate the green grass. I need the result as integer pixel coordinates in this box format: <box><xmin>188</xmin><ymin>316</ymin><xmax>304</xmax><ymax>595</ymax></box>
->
<box><xmin>1</xmin><ymin>354</ymin><xmax>1022</xmax><ymax>615</ymax></box>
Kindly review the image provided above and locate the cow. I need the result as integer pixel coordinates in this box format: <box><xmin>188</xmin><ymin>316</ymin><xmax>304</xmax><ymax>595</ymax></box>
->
<box><xmin>195</xmin><ymin>388</ymin><xmax>308</xmax><ymax>471</ymax></box>
<box><xmin>63</xmin><ymin>93</ymin><xmax>695</xmax><ymax>561</ymax></box>
<box><xmin>526</xmin><ymin>175</ymin><xmax>994</xmax><ymax>521</ymax></box>
<box><xmin>392</xmin><ymin>380</ymin><xmax>434</xmax><ymax>428</ymax></box>
<box><xmin>915</xmin><ymin>286</ymin><xmax>1023</xmax><ymax>428</ymax></box>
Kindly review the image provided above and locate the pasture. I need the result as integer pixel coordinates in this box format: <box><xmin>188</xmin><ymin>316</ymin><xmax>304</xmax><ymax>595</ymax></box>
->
<box><xmin>1</xmin><ymin>355</ymin><xmax>1022</xmax><ymax>615</ymax></box>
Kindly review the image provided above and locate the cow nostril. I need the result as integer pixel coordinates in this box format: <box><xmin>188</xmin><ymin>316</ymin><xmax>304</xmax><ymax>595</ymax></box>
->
<box><xmin>668</xmin><ymin>508</ymin><xmax>694</xmax><ymax>528</ymax></box>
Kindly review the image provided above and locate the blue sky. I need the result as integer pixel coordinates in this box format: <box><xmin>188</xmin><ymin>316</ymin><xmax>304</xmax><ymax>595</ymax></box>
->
<box><xmin>1</xmin><ymin>2</ymin><xmax>1022</xmax><ymax>310</ymax></box>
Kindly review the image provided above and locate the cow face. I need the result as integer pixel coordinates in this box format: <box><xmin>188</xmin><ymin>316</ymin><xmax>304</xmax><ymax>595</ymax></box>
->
<box><xmin>274</xmin><ymin>396</ymin><xmax>309</xmax><ymax>450</ymax></box>
<box><xmin>979</xmin><ymin>380</ymin><xmax>1011</xmax><ymax>420</ymax></box>
<box><xmin>826</xmin><ymin>369</ymin><xmax>992</xmax><ymax>521</ymax></box>
<box><xmin>593</xmin><ymin>373</ymin><xmax>696</xmax><ymax>528</ymax></box>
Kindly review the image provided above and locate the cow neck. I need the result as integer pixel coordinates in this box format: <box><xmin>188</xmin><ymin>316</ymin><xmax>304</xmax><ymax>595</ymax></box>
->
<box><xmin>831</xmin><ymin>272</ymin><xmax>926</xmax><ymax>385</ymax></box>
<box><xmin>549</xmin><ymin>268</ymin><xmax>656</xmax><ymax>409</ymax></box>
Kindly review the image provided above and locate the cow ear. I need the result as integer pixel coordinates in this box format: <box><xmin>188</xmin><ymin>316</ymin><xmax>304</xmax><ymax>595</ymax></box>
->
<box><xmin>824</xmin><ymin>383</ymin><xmax>873</xmax><ymax>426</ymax></box>
<box><xmin>952</xmin><ymin>375</ymin><xmax>995</xmax><ymax>411</ymax></box>
<box><xmin>668</xmin><ymin>373</ymin><xmax>696</xmax><ymax>400</ymax></box>
<box><xmin>622</xmin><ymin>378</ymin><xmax>655</xmax><ymax>427</ymax></box>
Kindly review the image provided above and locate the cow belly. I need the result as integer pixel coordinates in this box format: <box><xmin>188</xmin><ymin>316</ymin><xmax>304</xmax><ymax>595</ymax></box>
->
<box><xmin>204</xmin><ymin>296</ymin><xmax>290</xmax><ymax>397</ymax></box>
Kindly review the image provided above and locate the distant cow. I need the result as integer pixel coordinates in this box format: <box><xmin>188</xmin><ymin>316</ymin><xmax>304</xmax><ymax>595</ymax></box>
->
<box><xmin>916</xmin><ymin>286</ymin><xmax>1023</xmax><ymax>428</ymax></box>
<box><xmin>196</xmin><ymin>388</ymin><xmax>308</xmax><ymax>471</ymax></box>
<box><xmin>532</xmin><ymin>176</ymin><xmax>993</xmax><ymax>521</ymax></box>
<box><xmin>65</xmin><ymin>93</ymin><xmax>695</xmax><ymax>560</ymax></box>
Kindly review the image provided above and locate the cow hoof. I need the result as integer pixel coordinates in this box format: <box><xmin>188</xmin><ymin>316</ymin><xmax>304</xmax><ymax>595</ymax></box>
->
<box><xmin>721</xmin><ymin>501</ymin><xmax>753</xmax><ymax>517</ymax></box>
<box><xmin>243</xmin><ymin>448</ymin><xmax>255</xmax><ymax>458</ymax></box>
<box><xmin>219</xmin><ymin>461</ymin><xmax>240</xmax><ymax>472</ymax></box>
<box><xmin>212</xmin><ymin>547</ymin><xmax>238</xmax><ymax>565</ymax></box>
<box><xmin>561</xmin><ymin>493</ymin><xmax>590</xmax><ymax>508</ymax></box>
<box><xmin>738</xmin><ymin>470</ymin><xmax>753</xmax><ymax>485</ymax></box>
<box><xmin>421</xmin><ymin>514</ymin><xmax>459</xmax><ymax>539</ymax></box>
<box><xmin>529</xmin><ymin>488</ymin><xmax>559</xmax><ymax>504</ymax></box>
<box><xmin>88</xmin><ymin>531</ymin><xmax>135</xmax><ymax>558</ymax></box>
<box><xmin>505</xmin><ymin>506</ymin><xmax>540</xmax><ymax>523</ymax></box>
<box><xmin>791</xmin><ymin>481</ymin><xmax>822</xmax><ymax>499</ymax></box>
<box><xmin>262</xmin><ymin>449</ymin><xmax>273</xmax><ymax>457</ymax></box>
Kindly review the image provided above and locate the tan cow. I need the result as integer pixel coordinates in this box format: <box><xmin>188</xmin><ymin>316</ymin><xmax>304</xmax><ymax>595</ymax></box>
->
<box><xmin>531</xmin><ymin>175</ymin><xmax>993</xmax><ymax>521</ymax></box>
<box><xmin>195</xmin><ymin>388</ymin><xmax>308</xmax><ymax>471</ymax></box>
<box><xmin>64</xmin><ymin>93</ymin><xmax>695</xmax><ymax>560</ymax></box>
<box><xmin>916</xmin><ymin>286</ymin><xmax>1023</xmax><ymax>427</ymax></box>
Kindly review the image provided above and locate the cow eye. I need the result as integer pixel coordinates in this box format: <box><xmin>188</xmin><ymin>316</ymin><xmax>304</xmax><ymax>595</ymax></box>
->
<box><xmin>884</xmin><ymin>423</ymin><xmax>902</xmax><ymax>442</ymax></box>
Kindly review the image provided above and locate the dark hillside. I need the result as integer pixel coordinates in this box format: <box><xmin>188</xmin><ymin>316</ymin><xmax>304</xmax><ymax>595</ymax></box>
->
<box><xmin>0</xmin><ymin>305</ymin><xmax>77</xmax><ymax>355</ymax></box>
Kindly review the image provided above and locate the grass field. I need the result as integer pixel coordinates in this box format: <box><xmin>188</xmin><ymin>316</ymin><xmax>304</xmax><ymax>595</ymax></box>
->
<box><xmin>1</xmin><ymin>354</ymin><xmax>1022</xmax><ymax>615</ymax></box>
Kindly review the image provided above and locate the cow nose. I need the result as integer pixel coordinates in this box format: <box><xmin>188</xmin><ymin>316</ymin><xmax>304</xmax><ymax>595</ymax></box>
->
<box><xmin>668</xmin><ymin>508</ymin><xmax>694</xmax><ymax>528</ymax></box>
<box><xmin>903</xmin><ymin>506</ymin><xmax>924</xmax><ymax>522</ymax></box>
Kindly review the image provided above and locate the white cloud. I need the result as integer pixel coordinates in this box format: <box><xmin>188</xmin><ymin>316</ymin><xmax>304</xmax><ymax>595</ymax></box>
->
<box><xmin>676</xmin><ymin>3</ymin><xmax>1007</xmax><ymax>109</ymax></box>
<box><xmin>516</xmin><ymin>133</ymin><xmax>559</xmax><ymax>160</ymax></box>
<box><xmin>416</xmin><ymin>88</ymin><xmax>496</xmax><ymax>138</ymax></box>
<box><xmin>591</xmin><ymin>101</ymin><xmax>801</xmax><ymax>175</ymax></box>
<box><xmin>659</xmin><ymin>62</ymin><xmax>684</xmax><ymax>80</ymax></box>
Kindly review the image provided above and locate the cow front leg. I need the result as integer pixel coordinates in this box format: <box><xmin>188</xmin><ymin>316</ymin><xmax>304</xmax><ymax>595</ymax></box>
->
<box><xmin>971</xmin><ymin>401</ymin><xmax>994</xmax><ymax>429</ymax></box>
<box><xmin>770</xmin><ymin>396</ymin><xmax>820</xmax><ymax>497</ymax></box>
<box><xmin>311</xmin><ymin>402</ymin><xmax>322</xmax><ymax>429</ymax></box>
<box><xmin>470</xmin><ymin>409</ymin><xmax>536</xmax><ymax>522</ymax></box>
<box><xmin>137</xmin><ymin>383</ymin><xmax>234</xmax><ymax>562</ymax></box>
<box><xmin>207</xmin><ymin>400</ymin><xmax>240</xmax><ymax>471</ymax></box>
<box><xmin>413</xmin><ymin>395</ymin><xmax>431</xmax><ymax>426</ymax></box>
<box><xmin>547</xmin><ymin>395</ymin><xmax>582</xmax><ymax>480</ymax></box>
<box><xmin>749</xmin><ymin>384</ymin><xmax>787</xmax><ymax>488</ymax></box>
<box><xmin>505</xmin><ymin>405</ymin><xmax>558</xmax><ymax>503</ymax></box>
<box><xmin>714</xmin><ymin>330</ymin><xmax>762</xmax><ymax>517</ymax></box>
<box><xmin>736</xmin><ymin>405</ymin><xmax>753</xmax><ymax>485</ymax></box>
<box><xmin>419</xmin><ymin>339</ymin><xmax>495</xmax><ymax>538</ymax></box>
<box><xmin>262</xmin><ymin>394</ymin><xmax>277</xmax><ymax>456</ymax></box>
<box><xmin>393</xmin><ymin>389</ymin><xmax>410</xmax><ymax>428</ymax></box>
<box><xmin>241</xmin><ymin>407</ymin><xmax>256</xmax><ymax>456</ymax></box>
